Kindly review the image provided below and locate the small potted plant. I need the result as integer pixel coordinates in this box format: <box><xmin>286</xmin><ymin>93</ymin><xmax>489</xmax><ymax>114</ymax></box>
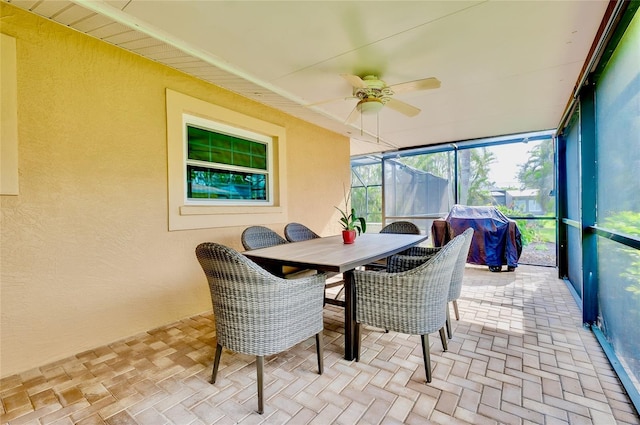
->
<box><xmin>335</xmin><ymin>185</ymin><xmax>366</xmax><ymax>244</ymax></box>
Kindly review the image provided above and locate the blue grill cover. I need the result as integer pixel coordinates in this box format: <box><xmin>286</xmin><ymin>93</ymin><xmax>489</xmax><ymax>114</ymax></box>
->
<box><xmin>432</xmin><ymin>205</ymin><xmax>522</xmax><ymax>268</ymax></box>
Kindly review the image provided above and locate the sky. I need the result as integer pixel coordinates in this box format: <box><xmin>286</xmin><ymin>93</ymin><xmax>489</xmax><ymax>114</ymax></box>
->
<box><xmin>488</xmin><ymin>141</ymin><xmax>541</xmax><ymax>189</ymax></box>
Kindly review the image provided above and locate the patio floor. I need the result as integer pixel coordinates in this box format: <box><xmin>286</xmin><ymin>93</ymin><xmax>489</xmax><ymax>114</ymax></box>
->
<box><xmin>1</xmin><ymin>265</ymin><xmax>638</xmax><ymax>424</ymax></box>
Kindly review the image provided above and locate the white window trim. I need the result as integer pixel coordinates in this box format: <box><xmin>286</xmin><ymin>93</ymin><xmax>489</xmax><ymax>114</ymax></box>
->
<box><xmin>166</xmin><ymin>89</ymin><xmax>287</xmax><ymax>231</ymax></box>
<box><xmin>183</xmin><ymin>113</ymin><xmax>274</xmax><ymax>206</ymax></box>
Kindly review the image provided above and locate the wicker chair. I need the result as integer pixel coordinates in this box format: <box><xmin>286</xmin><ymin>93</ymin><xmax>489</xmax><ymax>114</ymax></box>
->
<box><xmin>380</xmin><ymin>221</ymin><xmax>421</xmax><ymax>234</ymax></box>
<box><xmin>284</xmin><ymin>222</ymin><xmax>320</xmax><ymax>242</ymax></box>
<box><xmin>241</xmin><ymin>225</ymin><xmax>314</xmax><ymax>279</ymax></box>
<box><xmin>283</xmin><ymin>222</ymin><xmax>345</xmax><ymax>305</ymax></box>
<box><xmin>388</xmin><ymin>227</ymin><xmax>475</xmax><ymax>339</ymax></box>
<box><xmin>195</xmin><ymin>242</ymin><xmax>326</xmax><ymax>414</ymax></box>
<box><xmin>364</xmin><ymin>221</ymin><xmax>422</xmax><ymax>271</ymax></box>
<box><xmin>353</xmin><ymin>234</ymin><xmax>464</xmax><ymax>383</ymax></box>
<box><xmin>241</xmin><ymin>225</ymin><xmax>288</xmax><ymax>250</ymax></box>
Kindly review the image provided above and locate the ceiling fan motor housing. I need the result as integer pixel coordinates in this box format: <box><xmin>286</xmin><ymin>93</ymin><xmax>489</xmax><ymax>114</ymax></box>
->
<box><xmin>353</xmin><ymin>76</ymin><xmax>394</xmax><ymax>104</ymax></box>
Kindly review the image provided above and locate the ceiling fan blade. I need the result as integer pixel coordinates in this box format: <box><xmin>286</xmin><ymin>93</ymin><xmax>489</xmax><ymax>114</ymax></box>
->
<box><xmin>389</xmin><ymin>77</ymin><xmax>441</xmax><ymax>94</ymax></box>
<box><xmin>344</xmin><ymin>105</ymin><xmax>360</xmax><ymax>124</ymax></box>
<box><xmin>385</xmin><ymin>98</ymin><xmax>421</xmax><ymax>117</ymax></box>
<box><xmin>341</xmin><ymin>74</ymin><xmax>367</xmax><ymax>89</ymax></box>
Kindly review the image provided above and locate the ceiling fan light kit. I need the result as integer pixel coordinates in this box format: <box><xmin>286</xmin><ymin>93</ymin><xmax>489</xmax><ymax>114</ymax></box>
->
<box><xmin>356</xmin><ymin>98</ymin><xmax>385</xmax><ymax>114</ymax></box>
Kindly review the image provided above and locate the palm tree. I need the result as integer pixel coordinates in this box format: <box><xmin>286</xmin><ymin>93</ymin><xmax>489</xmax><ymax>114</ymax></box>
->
<box><xmin>466</xmin><ymin>148</ymin><xmax>496</xmax><ymax>205</ymax></box>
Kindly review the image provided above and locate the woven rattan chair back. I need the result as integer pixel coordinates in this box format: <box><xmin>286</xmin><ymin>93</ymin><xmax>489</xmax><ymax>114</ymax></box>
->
<box><xmin>242</xmin><ymin>226</ymin><xmax>319</xmax><ymax>279</ymax></box>
<box><xmin>284</xmin><ymin>222</ymin><xmax>320</xmax><ymax>242</ymax></box>
<box><xmin>380</xmin><ymin>221</ymin><xmax>420</xmax><ymax>235</ymax></box>
<box><xmin>353</xmin><ymin>235</ymin><xmax>464</xmax><ymax>383</ymax></box>
<box><xmin>283</xmin><ymin>223</ymin><xmax>344</xmax><ymax>303</ymax></box>
<box><xmin>363</xmin><ymin>221</ymin><xmax>421</xmax><ymax>271</ymax></box>
<box><xmin>195</xmin><ymin>242</ymin><xmax>326</xmax><ymax>414</ymax></box>
<box><xmin>241</xmin><ymin>226</ymin><xmax>288</xmax><ymax>250</ymax></box>
<box><xmin>387</xmin><ymin>228</ymin><xmax>474</xmax><ymax>340</ymax></box>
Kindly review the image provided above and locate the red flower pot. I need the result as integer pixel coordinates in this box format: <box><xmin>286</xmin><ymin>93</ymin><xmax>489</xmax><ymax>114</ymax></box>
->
<box><xmin>342</xmin><ymin>229</ymin><xmax>357</xmax><ymax>244</ymax></box>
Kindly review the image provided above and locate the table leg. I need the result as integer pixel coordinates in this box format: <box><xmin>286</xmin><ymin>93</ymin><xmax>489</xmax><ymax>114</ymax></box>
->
<box><xmin>343</xmin><ymin>269</ymin><xmax>356</xmax><ymax>361</ymax></box>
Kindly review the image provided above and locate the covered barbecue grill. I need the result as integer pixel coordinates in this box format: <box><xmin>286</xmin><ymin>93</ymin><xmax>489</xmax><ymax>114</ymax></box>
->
<box><xmin>431</xmin><ymin>205</ymin><xmax>522</xmax><ymax>272</ymax></box>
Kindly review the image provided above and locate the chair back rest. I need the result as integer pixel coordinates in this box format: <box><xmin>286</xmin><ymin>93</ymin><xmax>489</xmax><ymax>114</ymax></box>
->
<box><xmin>380</xmin><ymin>221</ymin><xmax>420</xmax><ymax>234</ymax></box>
<box><xmin>241</xmin><ymin>226</ymin><xmax>288</xmax><ymax>250</ymax></box>
<box><xmin>195</xmin><ymin>242</ymin><xmax>325</xmax><ymax>356</ymax></box>
<box><xmin>284</xmin><ymin>222</ymin><xmax>320</xmax><ymax>242</ymax></box>
<box><xmin>449</xmin><ymin>227</ymin><xmax>474</xmax><ymax>301</ymax></box>
<box><xmin>355</xmin><ymin>235</ymin><xmax>464</xmax><ymax>335</ymax></box>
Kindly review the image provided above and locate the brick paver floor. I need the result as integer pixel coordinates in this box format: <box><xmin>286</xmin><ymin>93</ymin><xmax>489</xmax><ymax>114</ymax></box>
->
<box><xmin>1</xmin><ymin>265</ymin><xmax>638</xmax><ymax>424</ymax></box>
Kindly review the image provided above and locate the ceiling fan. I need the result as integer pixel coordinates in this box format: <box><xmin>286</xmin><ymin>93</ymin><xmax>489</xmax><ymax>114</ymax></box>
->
<box><xmin>314</xmin><ymin>74</ymin><xmax>441</xmax><ymax>124</ymax></box>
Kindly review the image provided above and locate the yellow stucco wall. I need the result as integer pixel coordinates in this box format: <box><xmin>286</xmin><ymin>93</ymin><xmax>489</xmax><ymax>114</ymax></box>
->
<box><xmin>0</xmin><ymin>4</ymin><xmax>350</xmax><ymax>377</ymax></box>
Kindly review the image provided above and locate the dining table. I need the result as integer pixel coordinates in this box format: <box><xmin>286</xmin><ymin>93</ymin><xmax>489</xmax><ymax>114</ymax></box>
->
<box><xmin>243</xmin><ymin>232</ymin><xmax>428</xmax><ymax>360</ymax></box>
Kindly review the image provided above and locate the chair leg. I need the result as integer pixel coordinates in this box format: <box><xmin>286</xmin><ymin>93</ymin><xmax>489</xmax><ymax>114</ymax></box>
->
<box><xmin>211</xmin><ymin>343</ymin><xmax>223</xmax><ymax>384</ymax></box>
<box><xmin>316</xmin><ymin>332</ymin><xmax>324</xmax><ymax>374</ymax></box>
<box><xmin>355</xmin><ymin>323</ymin><xmax>361</xmax><ymax>362</ymax></box>
<box><xmin>256</xmin><ymin>356</ymin><xmax>264</xmax><ymax>414</ymax></box>
<box><xmin>420</xmin><ymin>334</ymin><xmax>432</xmax><ymax>383</ymax></box>
<box><xmin>453</xmin><ymin>300</ymin><xmax>460</xmax><ymax>320</ymax></box>
<box><xmin>439</xmin><ymin>327</ymin><xmax>448</xmax><ymax>352</ymax></box>
<box><xmin>446</xmin><ymin>306</ymin><xmax>453</xmax><ymax>340</ymax></box>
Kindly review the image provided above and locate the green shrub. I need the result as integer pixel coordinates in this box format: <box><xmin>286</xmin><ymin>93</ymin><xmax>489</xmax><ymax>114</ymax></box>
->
<box><xmin>496</xmin><ymin>205</ymin><xmax>535</xmax><ymax>246</ymax></box>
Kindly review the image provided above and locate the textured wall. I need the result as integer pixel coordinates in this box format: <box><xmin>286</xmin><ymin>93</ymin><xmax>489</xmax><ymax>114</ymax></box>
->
<box><xmin>0</xmin><ymin>3</ymin><xmax>350</xmax><ymax>377</ymax></box>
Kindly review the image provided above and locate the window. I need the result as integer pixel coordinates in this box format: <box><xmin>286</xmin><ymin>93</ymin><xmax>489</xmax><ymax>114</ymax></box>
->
<box><xmin>594</xmin><ymin>8</ymin><xmax>640</xmax><ymax>395</ymax></box>
<box><xmin>166</xmin><ymin>89</ymin><xmax>287</xmax><ymax>231</ymax></box>
<box><xmin>351</xmin><ymin>157</ymin><xmax>383</xmax><ymax>230</ymax></box>
<box><xmin>459</xmin><ymin>140</ymin><xmax>555</xmax><ymax>217</ymax></box>
<box><xmin>351</xmin><ymin>131</ymin><xmax>556</xmax><ymax>261</ymax></box>
<box><xmin>184</xmin><ymin>115</ymin><xmax>272</xmax><ymax>205</ymax></box>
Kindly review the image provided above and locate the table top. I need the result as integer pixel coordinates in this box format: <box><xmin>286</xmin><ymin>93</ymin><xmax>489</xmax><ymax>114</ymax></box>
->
<box><xmin>244</xmin><ymin>233</ymin><xmax>428</xmax><ymax>273</ymax></box>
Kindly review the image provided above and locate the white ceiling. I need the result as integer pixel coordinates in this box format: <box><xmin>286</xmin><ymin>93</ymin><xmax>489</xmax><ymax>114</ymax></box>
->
<box><xmin>7</xmin><ymin>0</ymin><xmax>609</xmax><ymax>156</ymax></box>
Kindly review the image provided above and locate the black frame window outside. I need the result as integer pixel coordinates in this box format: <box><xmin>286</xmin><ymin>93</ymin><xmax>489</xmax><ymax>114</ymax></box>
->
<box><xmin>556</xmin><ymin>1</ymin><xmax>640</xmax><ymax>413</ymax></box>
<box><xmin>184</xmin><ymin>117</ymin><xmax>271</xmax><ymax>204</ymax></box>
<box><xmin>351</xmin><ymin>131</ymin><xmax>556</xmax><ymax>229</ymax></box>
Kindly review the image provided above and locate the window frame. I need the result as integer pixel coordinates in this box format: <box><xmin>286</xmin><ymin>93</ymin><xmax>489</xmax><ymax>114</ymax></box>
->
<box><xmin>183</xmin><ymin>114</ymin><xmax>274</xmax><ymax>206</ymax></box>
<box><xmin>166</xmin><ymin>89</ymin><xmax>288</xmax><ymax>231</ymax></box>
